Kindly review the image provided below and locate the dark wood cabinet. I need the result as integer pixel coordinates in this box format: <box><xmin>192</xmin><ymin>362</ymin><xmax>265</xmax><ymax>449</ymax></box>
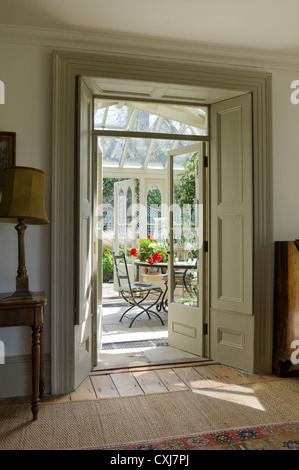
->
<box><xmin>273</xmin><ymin>240</ymin><xmax>299</xmax><ymax>376</ymax></box>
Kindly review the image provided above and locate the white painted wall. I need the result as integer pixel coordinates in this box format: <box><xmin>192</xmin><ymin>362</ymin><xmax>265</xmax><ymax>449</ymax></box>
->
<box><xmin>0</xmin><ymin>30</ymin><xmax>298</xmax><ymax>366</ymax></box>
<box><xmin>0</xmin><ymin>42</ymin><xmax>52</xmax><ymax>357</ymax></box>
<box><xmin>272</xmin><ymin>69</ymin><xmax>299</xmax><ymax>240</ymax></box>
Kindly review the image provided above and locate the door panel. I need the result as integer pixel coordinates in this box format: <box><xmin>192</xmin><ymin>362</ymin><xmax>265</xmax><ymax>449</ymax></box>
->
<box><xmin>74</xmin><ymin>78</ymin><xmax>95</xmax><ymax>388</ymax></box>
<box><xmin>94</xmin><ymin>137</ymin><xmax>102</xmax><ymax>366</ymax></box>
<box><xmin>167</xmin><ymin>143</ymin><xmax>207</xmax><ymax>356</ymax></box>
<box><xmin>210</xmin><ymin>94</ymin><xmax>254</xmax><ymax>372</ymax></box>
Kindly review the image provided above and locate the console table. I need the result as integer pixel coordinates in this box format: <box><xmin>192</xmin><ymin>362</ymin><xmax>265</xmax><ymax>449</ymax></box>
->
<box><xmin>0</xmin><ymin>292</ymin><xmax>47</xmax><ymax>420</ymax></box>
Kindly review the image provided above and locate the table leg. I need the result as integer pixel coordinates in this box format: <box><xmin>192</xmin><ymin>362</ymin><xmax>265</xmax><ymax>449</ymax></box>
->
<box><xmin>31</xmin><ymin>326</ymin><xmax>40</xmax><ymax>421</ymax></box>
<box><xmin>156</xmin><ymin>280</ymin><xmax>168</xmax><ymax>313</ymax></box>
<box><xmin>39</xmin><ymin>322</ymin><xmax>45</xmax><ymax>398</ymax></box>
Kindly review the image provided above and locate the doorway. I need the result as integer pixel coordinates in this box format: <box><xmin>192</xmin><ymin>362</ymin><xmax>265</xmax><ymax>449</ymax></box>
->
<box><xmin>51</xmin><ymin>50</ymin><xmax>272</xmax><ymax>394</ymax></box>
<box><xmin>99</xmin><ymin>174</ymin><xmax>174</xmax><ymax>370</ymax></box>
<box><xmin>92</xmin><ymin>97</ymin><xmax>210</xmax><ymax>370</ymax></box>
<box><xmin>85</xmin><ymin>88</ymin><xmax>254</xmax><ymax>375</ymax></box>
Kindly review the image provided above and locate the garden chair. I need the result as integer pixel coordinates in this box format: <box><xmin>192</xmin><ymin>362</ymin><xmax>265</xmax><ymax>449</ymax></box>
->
<box><xmin>113</xmin><ymin>253</ymin><xmax>164</xmax><ymax>327</ymax></box>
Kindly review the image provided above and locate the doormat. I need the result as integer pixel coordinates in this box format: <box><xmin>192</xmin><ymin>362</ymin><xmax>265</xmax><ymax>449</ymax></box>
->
<box><xmin>103</xmin><ymin>302</ymin><xmax>152</xmax><ymax>307</ymax></box>
<box><xmin>102</xmin><ymin>339</ymin><xmax>168</xmax><ymax>350</ymax></box>
<box><xmin>103</xmin><ymin>302</ymin><xmax>127</xmax><ymax>307</ymax></box>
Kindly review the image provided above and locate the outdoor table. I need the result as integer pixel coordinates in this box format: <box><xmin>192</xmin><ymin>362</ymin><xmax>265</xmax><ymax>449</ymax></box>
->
<box><xmin>134</xmin><ymin>260</ymin><xmax>196</xmax><ymax>312</ymax></box>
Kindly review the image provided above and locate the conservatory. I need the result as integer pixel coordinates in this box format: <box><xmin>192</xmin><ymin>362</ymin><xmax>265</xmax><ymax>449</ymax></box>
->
<box><xmin>93</xmin><ymin>97</ymin><xmax>209</xmax><ymax>308</ymax></box>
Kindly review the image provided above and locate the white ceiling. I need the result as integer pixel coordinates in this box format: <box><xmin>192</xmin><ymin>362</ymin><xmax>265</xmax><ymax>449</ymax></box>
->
<box><xmin>1</xmin><ymin>0</ymin><xmax>299</xmax><ymax>57</ymax></box>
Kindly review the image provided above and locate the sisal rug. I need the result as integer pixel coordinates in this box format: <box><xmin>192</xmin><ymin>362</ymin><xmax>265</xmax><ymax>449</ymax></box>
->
<box><xmin>0</xmin><ymin>378</ymin><xmax>298</xmax><ymax>450</ymax></box>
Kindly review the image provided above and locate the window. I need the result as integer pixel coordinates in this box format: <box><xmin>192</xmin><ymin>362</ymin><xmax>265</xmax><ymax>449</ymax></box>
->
<box><xmin>147</xmin><ymin>185</ymin><xmax>162</xmax><ymax>237</ymax></box>
<box><xmin>94</xmin><ymin>99</ymin><xmax>208</xmax><ymax>169</ymax></box>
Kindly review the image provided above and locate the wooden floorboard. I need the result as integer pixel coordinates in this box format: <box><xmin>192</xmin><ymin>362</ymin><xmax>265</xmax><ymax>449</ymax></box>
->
<box><xmin>194</xmin><ymin>365</ymin><xmax>229</xmax><ymax>387</ymax></box>
<box><xmin>90</xmin><ymin>374</ymin><xmax>120</xmax><ymax>399</ymax></box>
<box><xmin>70</xmin><ymin>377</ymin><xmax>97</xmax><ymax>401</ymax></box>
<box><xmin>0</xmin><ymin>363</ymin><xmax>280</xmax><ymax>406</ymax></box>
<box><xmin>155</xmin><ymin>368</ymin><xmax>189</xmax><ymax>392</ymax></box>
<box><xmin>133</xmin><ymin>370</ymin><xmax>169</xmax><ymax>394</ymax></box>
<box><xmin>72</xmin><ymin>364</ymin><xmax>279</xmax><ymax>401</ymax></box>
<box><xmin>174</xmin><ymin>366</ymin><xmax>211</xmax><ymax>389</ymax></box>
<box><xmin>110</xmin><ymin>372</ymin><xmax>144</xmax><ymax>397</ymax></box>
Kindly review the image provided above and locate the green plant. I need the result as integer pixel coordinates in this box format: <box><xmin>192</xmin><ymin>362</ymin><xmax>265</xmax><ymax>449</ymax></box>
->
<box><xmin>130</xmin><ymin>234</ymin><xmax>168</xmax><ymax>264</ymax></box>
<box><xmin>175</xmin><ymin>234</ymin><xmax>187</xmax><ymax>246</ymax></box>
<box><xmin>175</xmin><ymin>296</ymin><xmax>197</xmax><ymax>306</ymax></box>
<box><xmin>174</xmin><ymin>152</ymin><xmax>199</xmax><ymax>206</ymax></box>
<box><xmin>102</xmin><ymin>247</ymin><xmax>114</xmax><ymax>282</ymax></box>
<box><xmin>102</xmin><ymin>177</ymin><xmax>126</xmax><ymax>204</ymax></box>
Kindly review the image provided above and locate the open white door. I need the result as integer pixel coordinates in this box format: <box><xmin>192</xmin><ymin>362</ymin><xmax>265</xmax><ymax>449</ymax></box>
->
<box><xmin>94</xmin><ymin>137</ymin><xmax>102</xmax><ymax>365</ymax></box>
<box><xmin>209</xmin><ymin>93</ymin><xmax>254</xmax><ymax>372</ymax></box>
<box><xmin>74</xmin><ymin>78</ymin><xmax>97</xmax><ymax>388</ymax></box>
<box><xmin>167</xmin><ymin>143</ymin><xmax>207</xmax><ymax>356</ymax></box>
<box><xmin>113</xmin><ymin>179</ymin><xmax>138</xmax><ymax>286</ymax></box>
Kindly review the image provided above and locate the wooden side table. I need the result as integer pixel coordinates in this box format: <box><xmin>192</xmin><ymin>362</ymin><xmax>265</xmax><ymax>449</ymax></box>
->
<box><xmin>0</xmin><ymin>292</ymin><xmax>47</xmax><ymax>420</ymax></box>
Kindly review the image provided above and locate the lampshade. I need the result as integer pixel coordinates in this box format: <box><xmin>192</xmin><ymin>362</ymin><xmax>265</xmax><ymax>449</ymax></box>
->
<box><xmin>0</xmin><ymin>166</ymin><xmax>49</xmax><ymax>225</ymax></box>
<box><xmin>0</xmin><ymin>166</ymin><xmax>49</xmax><ymax>299</ymax></box>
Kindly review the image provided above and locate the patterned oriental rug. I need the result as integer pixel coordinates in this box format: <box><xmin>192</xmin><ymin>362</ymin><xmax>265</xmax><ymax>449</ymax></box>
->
<box><xmin>96</xmin><ymin>421</ymin><xmax>299</xmax><ymax>451</ymax></box>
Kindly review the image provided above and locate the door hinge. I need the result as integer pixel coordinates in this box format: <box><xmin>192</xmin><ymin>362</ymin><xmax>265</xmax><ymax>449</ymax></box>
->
<box><xmin>93</xmin><ymin>334</ymin><xmax>96</xmax><ymax>345</ymax></box>
<box><xmin>204</xmin><ymin>241</ymin><xmax>208</xmax><ymax>252</ymax></box>
<box><xmin>204</xmin><ymin>156</ymin><xmax>208</xmax><ymax>167</ymax></box>
<box><xmin>204</xmin><ymin>323</ymin><xmax>208</xmax><ymax>335</ymax></box>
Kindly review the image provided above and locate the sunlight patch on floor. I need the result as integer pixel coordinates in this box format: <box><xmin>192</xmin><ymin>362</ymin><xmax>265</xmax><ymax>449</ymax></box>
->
<box><xmin>192</xmin><ymin>385</ymin><xmax>266</xmax><ymax>411</ymax></box>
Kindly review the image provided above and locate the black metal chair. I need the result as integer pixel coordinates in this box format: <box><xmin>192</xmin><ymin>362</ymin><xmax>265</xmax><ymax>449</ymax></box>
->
<box><xmin>113</xmin><ymin>253</ymin><xmax>164</xmax><ymax>327</ymax></box>
<box><xmin>182</xmin><ymin>267</ymin><xmax>198</xmax><ymax>297</ymax></box>
<box><xmin>164</xmin><ymin>263</ymin><xmax>198</xmax><ymax>306</ymax></box>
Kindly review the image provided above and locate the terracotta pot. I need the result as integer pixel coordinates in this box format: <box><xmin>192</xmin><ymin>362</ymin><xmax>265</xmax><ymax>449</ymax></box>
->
<box><xmin>147</xmin><ymin>266</ymin><xmax>159</xmax><ymax>274</ymax></box>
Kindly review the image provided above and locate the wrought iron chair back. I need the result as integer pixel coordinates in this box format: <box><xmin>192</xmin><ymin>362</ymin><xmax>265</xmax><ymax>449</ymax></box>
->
<box><xmin>113</xmin><ymin>253</ymin><xmax>164</xmax><ymax>327</ymax></box>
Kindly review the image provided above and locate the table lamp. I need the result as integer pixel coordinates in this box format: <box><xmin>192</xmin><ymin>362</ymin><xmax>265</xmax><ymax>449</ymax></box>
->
<box><xmin>0</xmin><ymin>166</ymin><xmax>49</xmax><ymax>299</ymax></box>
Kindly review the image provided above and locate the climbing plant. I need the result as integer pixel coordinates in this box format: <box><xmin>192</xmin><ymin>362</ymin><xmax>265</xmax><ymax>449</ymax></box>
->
<box><xmin>174</xmin><ymin>152</ymin><xmax>199</xmax><ymax>206</ymax></box>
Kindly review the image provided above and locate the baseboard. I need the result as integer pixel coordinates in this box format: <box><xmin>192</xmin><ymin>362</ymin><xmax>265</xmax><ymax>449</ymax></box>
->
<box><xmin>0</xmin><ymin>353</ymin><xmax>51</xmax><ymax>399</ymax></box>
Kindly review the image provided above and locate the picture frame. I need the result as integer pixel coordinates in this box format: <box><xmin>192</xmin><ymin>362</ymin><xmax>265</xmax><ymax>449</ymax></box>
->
<box><xmin>0</xmin><ymin>132</ymin><xmax>16</xmax><ymax>190</ymax></box>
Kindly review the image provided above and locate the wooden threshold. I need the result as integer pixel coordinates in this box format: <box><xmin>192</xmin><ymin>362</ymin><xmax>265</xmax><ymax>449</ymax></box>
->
<box><xmin>90</xmin><ymin>358</ymin><xmax>215</xmax><ymax>376</ymax></box>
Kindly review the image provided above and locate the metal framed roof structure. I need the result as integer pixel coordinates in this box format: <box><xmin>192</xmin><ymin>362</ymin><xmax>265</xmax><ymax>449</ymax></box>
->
<box><xmin>93</xmin><ymin>99</ymin><xmax>208</xmax><ymax>170</ymax></box>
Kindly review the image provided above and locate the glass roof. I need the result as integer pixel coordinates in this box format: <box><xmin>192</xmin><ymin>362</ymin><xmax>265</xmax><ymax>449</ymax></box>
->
<box><xmin>94</xmin><ymin>99</ymin><xmax>208</xmax><ymax>169</ymax></box>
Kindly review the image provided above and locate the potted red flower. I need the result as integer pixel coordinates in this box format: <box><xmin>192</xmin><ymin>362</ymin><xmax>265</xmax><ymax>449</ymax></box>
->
<box><xmin>130</xmin><ymin>234</ymin><xmax>167</xmax><ymax>272</ymax></box>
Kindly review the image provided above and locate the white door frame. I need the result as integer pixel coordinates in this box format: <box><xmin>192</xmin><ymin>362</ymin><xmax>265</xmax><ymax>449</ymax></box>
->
<box><xmin>51</xmin><ymin>50</ymin><xmax>272</xmax><ymax>393</ymax></box>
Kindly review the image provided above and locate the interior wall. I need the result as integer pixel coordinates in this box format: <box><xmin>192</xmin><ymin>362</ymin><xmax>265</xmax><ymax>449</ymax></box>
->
<box><xmin>0</xmin><ymin>31</ymin><xmax>299</xmax><ymax>377</ymax></box>
<box><xmin>0</xmin><ymin>42</ymin><xmax>52</xmax><ymax>358</ymax></box>
<box><xmin>272</xmin><ymin>69</ymin><xmax>299</xmax><ymax>241</ymax></box>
